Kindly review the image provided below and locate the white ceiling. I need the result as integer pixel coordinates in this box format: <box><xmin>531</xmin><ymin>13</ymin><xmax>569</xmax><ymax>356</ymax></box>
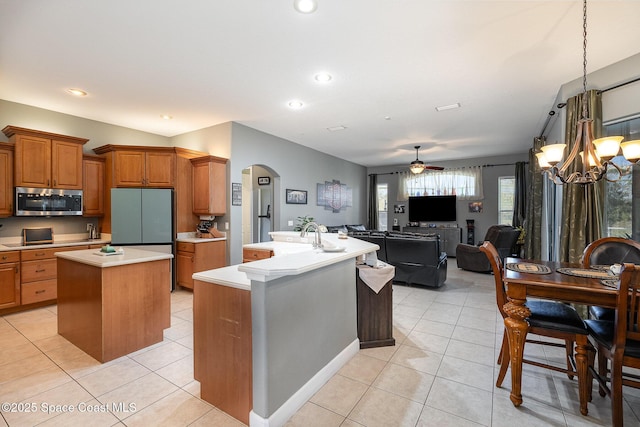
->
<box><xmin>1</xmin><ymin>1</ymin><xmax>639</xmax><ymax>168</ymax></box>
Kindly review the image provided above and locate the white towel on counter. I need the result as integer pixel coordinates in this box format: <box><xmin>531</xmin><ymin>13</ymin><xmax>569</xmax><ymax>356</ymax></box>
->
<box><xmin>357</xmin><ymin>261</ymin><xmax>395</xmax><ymax>294</ymax></box>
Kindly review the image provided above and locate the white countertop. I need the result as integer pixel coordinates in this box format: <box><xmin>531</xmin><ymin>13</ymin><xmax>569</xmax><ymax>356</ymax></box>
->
<box><xmin>195</xmin><ymin>232</ymin><xmax>378</xmax><ymax>287</ymax></box>
<box><xmin>0</xmin><ymin>237</ymin><xmax>111</xmax><ymax>251</ymax></box>
<box><xmin>193</xmin><ymin>265</ymin><xmax>251</xmax><ymax>291</ymax></box>
<box><xmin>55</xmin><ymin>247</ymin><xmax>174</xmax><ymax>268</ymax></box>
<box><xmin>176</xmin><ymin>231</ymin><xmax>226</xmax><ymax>243</ymax></box>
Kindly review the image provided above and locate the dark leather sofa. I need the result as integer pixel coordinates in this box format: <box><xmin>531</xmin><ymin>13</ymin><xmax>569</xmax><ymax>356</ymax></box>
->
<box><xmin>455</xmin><ymin>225</ymin><xmax>520</xmax><ymax>272</ymax></box>
<box><xmin>349</xmin><ymin>231</ymin><xmax>447</xmax><ymax>288</ymax></box>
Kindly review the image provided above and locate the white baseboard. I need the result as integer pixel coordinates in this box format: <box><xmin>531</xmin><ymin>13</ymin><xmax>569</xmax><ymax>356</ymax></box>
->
<box><xmin>249</xmin><ymin>339</ymin><xmax>360</xmax><ymax>427</ymax></box>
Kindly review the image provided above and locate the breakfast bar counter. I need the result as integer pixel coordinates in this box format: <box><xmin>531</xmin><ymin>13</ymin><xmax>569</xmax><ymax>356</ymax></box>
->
<box><xmin>193</xmin><ymin>232</ymin><xmax>378</xmax><ymax>426</ymax></box>
<box><xmin>55</xmin><ymin>248</ymin><xmax>173</xmax><ymax>362</ymax></box>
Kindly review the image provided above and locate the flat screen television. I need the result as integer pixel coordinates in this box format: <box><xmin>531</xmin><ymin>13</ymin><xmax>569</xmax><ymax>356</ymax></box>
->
<box><xmin>408</xmin><ymin>195</ymin><xmax>457</xmax><ymax>222</ymax></box>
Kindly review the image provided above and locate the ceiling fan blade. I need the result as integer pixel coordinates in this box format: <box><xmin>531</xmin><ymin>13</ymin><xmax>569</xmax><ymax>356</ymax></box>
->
<box><xmin>424</xmin><ymin>165</ymin><xmax>444</xmax><ymax>170</ymax></box>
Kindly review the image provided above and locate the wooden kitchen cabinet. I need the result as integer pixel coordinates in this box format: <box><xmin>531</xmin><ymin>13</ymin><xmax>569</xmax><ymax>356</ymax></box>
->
<box><xmin>176</xmin><ymin>240</ymin><xmax>226</xmax><ymax>289</ymax></box>
<box><xmin>191</xmin><ymin>155</ymin><xmax>227</xmax><ymax>216</ymax></box>
<box><xmin>83</xmin><ymin>155</ymin><xmax>105</xmax><ymax>216</ymax></box>
<box><xmin>93</xmin><ymin>145</ymin><xmax>176</xmax><ymax>188</ymax></box>
<box><xmin>0</xmin><ymin>251</ymin><xmax>21</xmax><ymax>309</ymax></box>
<box><xmin>3</xmin><ymin>126</ymin><xmax>87</xmax><ymax>189</ymax></box>
<box><xmin>0</xmin><ymin>143</ymin><xmax>14</xmax><ymax>217</ymax></box>
<box><xmin>242</xmin><ymin>247</ymin><xmax>274</xmax><ymax>263</ymax></box>
<box><xmin>20</xmin><ymin>246</ymin><xmax>87</xmax><ymax>305</ymax></box>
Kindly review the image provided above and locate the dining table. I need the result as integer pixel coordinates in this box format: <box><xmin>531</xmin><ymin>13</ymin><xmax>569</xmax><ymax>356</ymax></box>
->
<box><xmin>501</xmin><ymin>257</ymin><xmax>618</xmax><ymax>415</ymax></box>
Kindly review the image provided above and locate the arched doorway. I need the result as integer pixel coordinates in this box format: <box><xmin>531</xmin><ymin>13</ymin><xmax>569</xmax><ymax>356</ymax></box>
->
<box><xmin>241</xmin><ymin>165</ymin><xmax>280</xmax><ymax>244</ymax></box>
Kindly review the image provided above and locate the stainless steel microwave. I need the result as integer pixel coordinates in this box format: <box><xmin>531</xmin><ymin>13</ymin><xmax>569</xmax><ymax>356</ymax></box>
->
<box><xmin>15</xmin><ymin>187</ymin><xmax>83</xmax><ymax>216</ymax></box>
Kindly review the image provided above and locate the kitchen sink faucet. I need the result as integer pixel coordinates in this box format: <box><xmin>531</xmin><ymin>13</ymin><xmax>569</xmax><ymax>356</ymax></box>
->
<box><xmin>300</xmin><ymin>222</ymin><xmax>322</xmax><ymax>249</ymax></box>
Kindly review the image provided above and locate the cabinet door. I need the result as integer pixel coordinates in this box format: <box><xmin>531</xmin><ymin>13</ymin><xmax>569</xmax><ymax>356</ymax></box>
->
<box><xmin>83</xmin><ymin>158</ymin><xmax>105</xmax><ymax>216</ymax></box>
<box><xmin>194</xmin><ymin>241</ymin><xmax>226</xmax><ymax>272</ymax></box>
<box><xmin>0</xmin><ymin>147</ymin><xmax>13</xmax><ymax>216</ymax></box>
<box><xmin>114</xmin><ymin>150</ymin><xmax>146</xmax><ymax>186</ymax></box>
<box><xmin>192</xmin><ymin>160</ymin><xmax>226</xmax><ymax>215</ymax></box>
<box><xmin>0</xmin><ymin>252</ymin><xmax>20</xmax><ymax>309</ymax></box>
<box><xmin>145</xmin><ymin>152</ymin><xmax>175</xmax><ymax>187</ymax></box>
<box><xmin>52</xmin><ymin>140</ymin><xmax>83</xmax><ymax>189</ymax></box>
<box><xmin>176</xmin><ymin>251</ymin><xmax>194</xmax><ymax>289</ymax></box>
<box><xmin>15</xmin><ymin>135</ymin><xmax>51</xmax><ymax>187</ymax></box>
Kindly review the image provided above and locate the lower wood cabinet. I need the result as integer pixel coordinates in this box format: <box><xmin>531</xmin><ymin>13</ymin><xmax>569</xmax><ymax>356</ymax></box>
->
<box><xmin>176</xmin><ymin>240</ymin><xmax>226</xmax><ymax>289</ymax></box>
<box><xmin>0</xmin><ymin>251</ymin><xmax>20</xmax><ymax>309</ymax></box>
<box><xmin>20</xmin><ymin>246</ymin><xmax>88</xmax><ymax>305</ymax></box>
<box><xmin>242</xmin><ymin>247</ymin><xmax>274</xmax><ymax>263</ymax></box>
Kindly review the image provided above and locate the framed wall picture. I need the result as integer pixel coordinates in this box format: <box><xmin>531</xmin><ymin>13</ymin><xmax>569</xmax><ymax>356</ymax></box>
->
<box><xmin>286</xmin><ymin>189</ymin><xmax>307</xmax><ymax>204</ymax></box>
<box><xmin>232</xmin><ymin>183</ymin><xmax>242</xmax><ymax>206</ymax></box>
<box><xmin>258</xmin><ymin>176</ymin><xmax>271</xmax><ymax>185</ymax></box>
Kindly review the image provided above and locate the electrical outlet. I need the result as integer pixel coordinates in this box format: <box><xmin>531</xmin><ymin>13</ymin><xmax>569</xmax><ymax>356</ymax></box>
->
<box><xmin>288</xmin><ymin>220</ymin><xmax>294</xmax><ymax>226</ymax></box>
<box><xmin>86</xmin><ymin>223</ymin><xmax>91</xmax><ymax>231</ymax></box>
<box><xmin>225</xmin><ymin>222</ymin><xmax>229</xmax><ymax>230</ymax></box>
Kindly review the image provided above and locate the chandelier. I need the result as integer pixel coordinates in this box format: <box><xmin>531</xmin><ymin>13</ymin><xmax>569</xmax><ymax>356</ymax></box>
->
<box><xmin>536</xmin><ymin>0</ymin><xmax>640</xmax><ymax>185</ymax></box>
<box><xmin>410</xmin><ymin>146</ymin><xmax>426</xmax><ymax>174</ymax></box>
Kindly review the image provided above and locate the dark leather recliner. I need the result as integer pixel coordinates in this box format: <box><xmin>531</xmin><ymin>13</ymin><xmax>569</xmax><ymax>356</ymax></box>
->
<box><xmin>456</xmin><ymin>225</ymin><xmax>520</xmax><ymax>272</ymax></box>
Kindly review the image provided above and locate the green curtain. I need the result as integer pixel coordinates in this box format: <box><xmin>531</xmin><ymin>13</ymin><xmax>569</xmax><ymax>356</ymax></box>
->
<box><xmin>524</xmin><ymin>137</ymin><xmax>544</xmax><ymax>260</ymax></box>
<box><xmin>367</xmin><ymin>174</ymin><xmax>378</xmax><ymax>230</ymax></box>
<box><xmin>559</xmin><ymin>89</ymin><xmax>604</xmax><ymax>263</ymax></box>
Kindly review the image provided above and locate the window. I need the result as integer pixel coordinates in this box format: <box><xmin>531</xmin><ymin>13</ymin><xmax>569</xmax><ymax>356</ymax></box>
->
<box><xmin>377</xmin><ymin>183</ymin><xmax>388</xmax><ymax>231</ymax></box>
<box><xmin>399</xmin><ymin>166</ymin><xmax>483</xmax><ymax>201</ymax></box>
<box><xmin>603</xmin><ymin>115</ymin><xmax>639</xmax><ymax>238</ymax></box>
<box><xmin>498</xmin><ymin>176</ymin><xmax>515</xmax><ymax>225</ymax></box>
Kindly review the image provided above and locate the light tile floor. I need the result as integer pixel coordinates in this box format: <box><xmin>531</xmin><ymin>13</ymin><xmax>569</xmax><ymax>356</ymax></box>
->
<box><xmin>1</xmin><ymin>266</ymin><xmax>639</xmax><ymax>426</ymax></box>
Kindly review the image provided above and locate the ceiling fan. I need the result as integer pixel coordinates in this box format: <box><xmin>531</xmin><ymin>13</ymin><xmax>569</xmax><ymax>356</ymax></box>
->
<box><xmin>409</xmin><ymin>145</ymin><xmax>444</xmax><ymax>174</ymax></box>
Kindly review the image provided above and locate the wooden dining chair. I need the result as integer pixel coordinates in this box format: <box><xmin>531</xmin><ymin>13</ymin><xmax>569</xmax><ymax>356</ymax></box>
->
<box><xmin>479</xmin><ymin>242</ymin><xmax>591</xmax><ymax>388</ymax></box>
<box><xmin>585</xmin><ymin>263</ymin><xmax>640</xmax><ymax>427</ymax></box>
<box><xmin>581</xmin><ymin>237</ymin><xmax>640</xmax><ymax>321</ymax></box>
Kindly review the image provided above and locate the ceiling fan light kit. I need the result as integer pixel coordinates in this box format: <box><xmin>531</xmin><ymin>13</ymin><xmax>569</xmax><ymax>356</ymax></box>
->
<box><xmin>536</xmin><ymin>0</ymin><xmax>640</xmax><ymax>185</ymax></box>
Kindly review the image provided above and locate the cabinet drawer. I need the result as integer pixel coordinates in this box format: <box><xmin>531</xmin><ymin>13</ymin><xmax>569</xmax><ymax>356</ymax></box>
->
<box><xmin>21</xmin><ymin>279</ymin><xmax>57</xmax><ymax>304</ymax></box>
<box><xmin>0</xmin><ymin>251</ymin><xmax>20</xmax><ymax>263</ymax></box>
<box><xmin>177</xmin><ymin>242</ymin><xmax>195</xmax><ymax>253</ymax></box>
<box><xmin>242</xmin><ymin>248</ymin><xmax>273</xmax><ymax>262</ymax></box>
<box><xmin>21</xmin><ymin>259</ymin><xmax>57</xmax><ymax>282</ymax></box>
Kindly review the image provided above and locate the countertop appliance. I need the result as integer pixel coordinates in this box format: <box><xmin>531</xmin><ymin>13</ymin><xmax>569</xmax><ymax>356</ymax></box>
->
<box><xmin>15</xmin><ymin>187</ymin><xmax>83</xmax><ymax>216</ymax></box>
<box><xmin>110</xmin><ymin>188</ymin><xmax>175</xmax><ymax>290</ymax></box>
<box><xmin>23</xmin><ymin>227</ymin><xmax>54</xmax><ymax>245</ymax></box>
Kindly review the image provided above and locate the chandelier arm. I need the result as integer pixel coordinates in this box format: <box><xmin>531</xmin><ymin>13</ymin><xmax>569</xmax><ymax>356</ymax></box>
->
<box><xmin>584</xmin><ymin>119</ymin><xmax>603</xmax><ymax>168</ymax></box>
<box><xmin>558</xmin><ymin>120</ymin><xmax>585</xmax><ymax>174</ymax></box>
<box><xmin>603</xmin><ymin>162</ymin><xmax>624</xmax><ymax>183</ymax></box>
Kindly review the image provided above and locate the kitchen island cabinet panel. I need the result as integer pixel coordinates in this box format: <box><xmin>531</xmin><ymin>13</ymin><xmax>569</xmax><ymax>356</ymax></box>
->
<box><xmin>176</xmin><ymin>240</ymin><xmax>226</xmax><ymax>289</ymax></box>
<box><xmin>194</xmin><ymin>279</ymin><xmax>252</xmax><ymax>425</ymax></box>
<box><xmin>57</xmin><ymin>252</ymin><xmax>171</xmax><ymax>363</ymax></box>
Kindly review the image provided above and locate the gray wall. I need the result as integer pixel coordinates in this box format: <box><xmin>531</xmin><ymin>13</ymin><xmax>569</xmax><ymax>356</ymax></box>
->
<box><xmin>367</xmin><ymin>153</ymin><xmax>528</xmax><ymax>244</ymax></box>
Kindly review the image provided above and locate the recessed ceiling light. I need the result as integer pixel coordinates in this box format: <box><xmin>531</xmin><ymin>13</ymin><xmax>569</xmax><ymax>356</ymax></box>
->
<box><xmin>66</xmin><ymin>88</ymin><xmax>87</xmax><ymax>97</ymax></box>
<box><xmin>160</xmin><ymin>114</ymin><xmax>173</xmax><ymax>120</ymax></box>
<box><xmin>294</xmin><ymin>0</ymin><xmax>317</xmax><ymax>13</ymax></box>
<box><xmin>314</xmin><ymin>72</ymin><xmax>332</xmax><ymax>83</ymax></box>
<box><xmin>288</xmin><ymin>100</ymin><xmax>304</xmax><ymax>109</ymax></box>
<box><xmin>384</xmin><ymin>116</ymin><xmax>391</xmax><ymax>120</ymax></box>
<box><xmin>327</xmin><ymin>125</ymin><xmax>347</xmax><ymax>132</ymax></box>
<box><xmin>435</xmin><ymin>103</ymin><xmax>461</xmax><ymax>112</ymax></box>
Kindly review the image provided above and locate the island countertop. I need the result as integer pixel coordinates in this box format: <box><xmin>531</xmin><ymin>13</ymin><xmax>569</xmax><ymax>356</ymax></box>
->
<box><xmin>194</xmin><ymin>232</ymin><xmax>379</xmax><ymax>286</ymax></box>
<box><xmin>55</xmin><ymin>247</ymin><xmax>174</xmax><ymax>268</ymax></box>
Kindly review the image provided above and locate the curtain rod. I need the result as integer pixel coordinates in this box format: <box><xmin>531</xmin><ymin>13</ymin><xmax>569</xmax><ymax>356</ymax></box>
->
<box><xmin>539</xmin><ymin>76</ymin><xmax>640</xmax><ymax>137</ymax></box>
<box><xmin>368</xmin><ymin>162</ymin><xmax>527</xmax><ymax>176</ymax></box>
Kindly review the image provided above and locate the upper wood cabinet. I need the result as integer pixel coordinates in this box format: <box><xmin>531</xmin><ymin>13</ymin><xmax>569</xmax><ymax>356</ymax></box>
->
<box><xmin>191</xmin><ymin>155</ymin><xmax>228</xmax><ymax>216</ymax></box>
<box><xmin>0</xmin><ymin>143</ymin><xmax>14</xmax><ymax>217</ymax></box>
<box><xmin>83</xmin><ymin>154</ymin><xmax>105</xmax><ymax>217</ymax></box>
<box><xmin>94</xmin><ymin>145</ymin><xmax>176</xmax><ymax>188</ymax></box>
<box><xmin>2</xmin><ymin>126</ymin><xmax>87</xmax><ymax>189</ymax></box>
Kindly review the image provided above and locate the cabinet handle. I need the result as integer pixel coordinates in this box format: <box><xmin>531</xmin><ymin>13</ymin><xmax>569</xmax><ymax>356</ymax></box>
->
<box><xmin>35</xmin><ymin>269</ymin><xmax>46</xmax><ymax>273</ymax></box>
<box><xmin>47</xmin><ymin>179</ymin><xmax>50</xmax><ymax>186</ymax></box>
<box><xmin>191</xmin><ymin>256</ymin><xmax>194</xmax><ymax>263</ymax></box>
<box><xmin>35</xmin><ymin>290</ymin><xmax>45</xmax><ymax>294</ymax></box>
<box><xmin>15</xmin><ymin>267</ymin><xmax>19</xmax><ymax>273</ymax></box>
<box><xmin>2</xmin><ymin>256</ymin><xmax>7</xmax><ymax>260</ymax></box>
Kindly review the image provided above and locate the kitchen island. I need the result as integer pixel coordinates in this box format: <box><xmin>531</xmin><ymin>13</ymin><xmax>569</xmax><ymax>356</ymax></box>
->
<box><xmin>193</xmin><ymin>232</ymin><xmax>378</xmax><ymax>427</ymax></box>
<box><xmin>55</xmin><ymin>247</ymin><xmax>173</xmax><ymax>363</ymax></box>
